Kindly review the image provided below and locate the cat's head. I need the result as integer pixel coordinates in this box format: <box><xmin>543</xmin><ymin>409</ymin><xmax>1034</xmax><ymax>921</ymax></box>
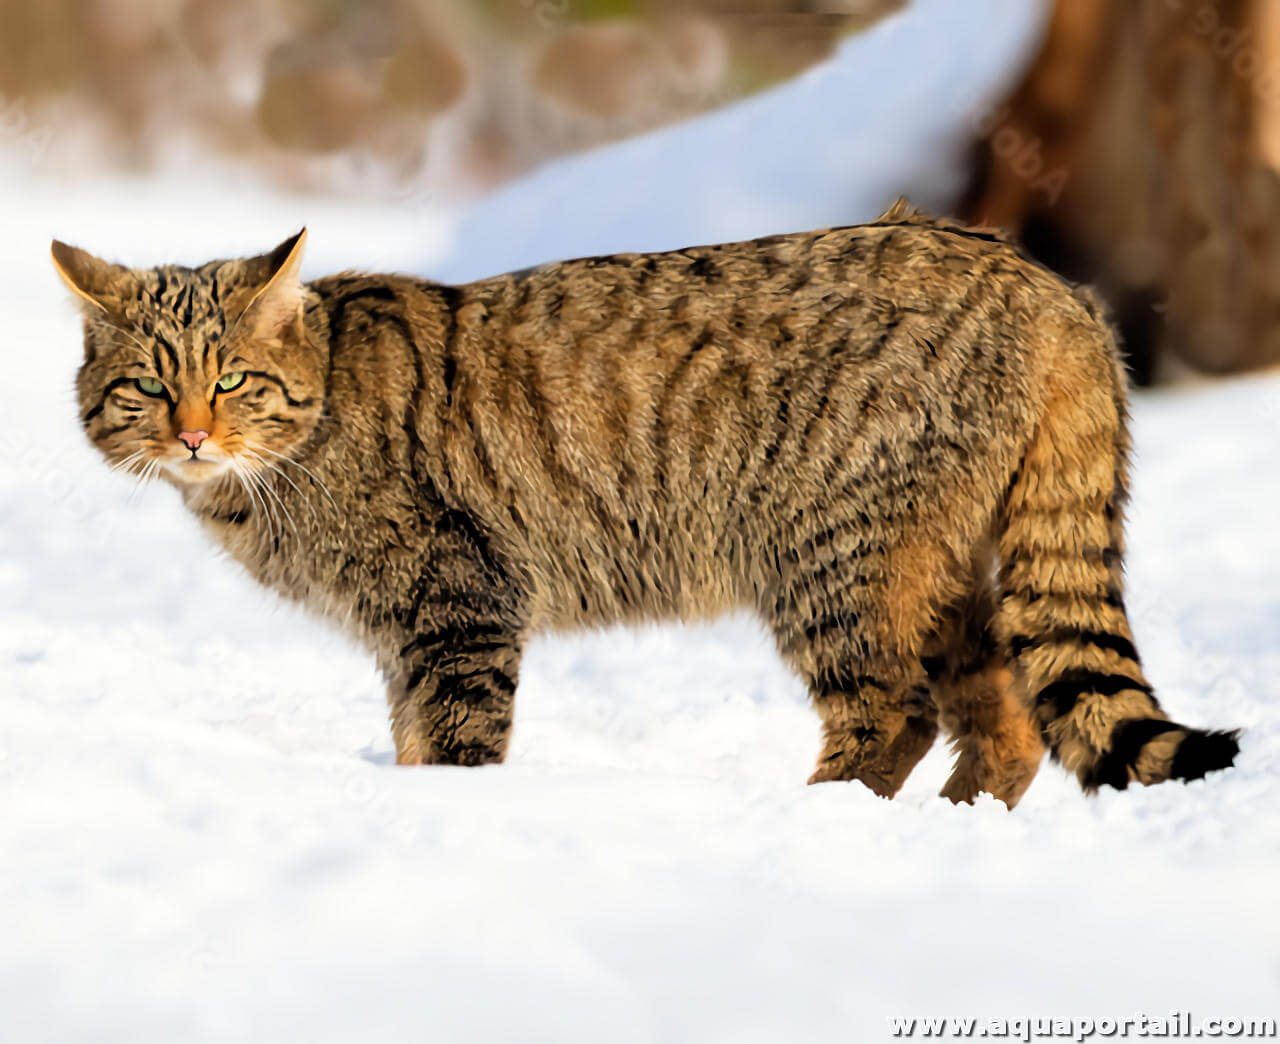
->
<box><xmin>53</xmin><ymin>231</ymin><xmax>327</xmax><ymax>488</ymax></box>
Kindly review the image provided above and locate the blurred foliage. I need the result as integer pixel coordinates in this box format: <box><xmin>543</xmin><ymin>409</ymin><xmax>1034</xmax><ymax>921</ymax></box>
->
<box><xmin>0</xmin><ymin>0</ymin><xmax>901</xmax><ymax>199</ymax></box>
<box><xmin>571</xmin><ymin>0</ymin><xmax>643</xmax><ymax>20</ymax></box>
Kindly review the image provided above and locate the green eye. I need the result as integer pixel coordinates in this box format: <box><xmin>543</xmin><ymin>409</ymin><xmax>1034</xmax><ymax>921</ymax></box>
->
<box><xmin>136</xmin><ymin>377</ymin><xmax>166</xmax><ymax>397</ymax></box>
<box><xmin>216</xmin><ymin>372</ymin><xmax>246</xmax><ymax>393</ymax></box>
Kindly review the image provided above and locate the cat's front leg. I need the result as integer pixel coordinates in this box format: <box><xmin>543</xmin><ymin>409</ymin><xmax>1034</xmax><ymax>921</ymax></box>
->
<box><xmin>389</xmin><ymin>617</ymin><xmax>525</xmax><ymax>767</ymax></box>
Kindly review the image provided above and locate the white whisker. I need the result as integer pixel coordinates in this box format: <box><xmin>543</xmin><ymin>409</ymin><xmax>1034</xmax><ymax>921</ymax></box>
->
<box><xmin>244</xmin><ymin>470</ymin><xmax>278</xmax><ymax>546</ymax></box>
<box><xmin>240</xmin><ymin>448</ymin><xmax>318</xmax><ymax>523</ymax></box>
<box><xmin>232</xmin><ymin>460</ymin><xmax>275</xmax><ymax>546</ymax></box>
<box><xmin>127</xmin><ymin>458</ymin><xmax>157</xmax><ymax>503</ymax></box>
<box><xmin>109</xmin><ymin>450</ymin><xmax>146</xmax><ymax>475</ymax></box>
<box><xmin>244</xmin><ymin>470</ymin><xmax>277</xmax><ymax>547</ymax></box>
<box><xmin>251</xmin><ymin>466</ymin><xmax>300</xmax><ymax>545</ymax></box>
<box><xmin>249</xmin><ymin>444</ymin><xmax>339</xmax><ymax>510</ymax></box>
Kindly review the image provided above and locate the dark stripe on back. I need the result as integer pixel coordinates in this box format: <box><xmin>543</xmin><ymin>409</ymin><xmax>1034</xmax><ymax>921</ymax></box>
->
<box><xmin>327</xmin><ymin>285</ymin><xmax>398</xmax><ymax>333</ymax></box>
<box><xmin>870</xmin><ymin>220</ymin><xmax>1008</xmax><ymax>247</ymax></box>
<box><xmin>439</xmin><ymin>287</ymin><xmax>462</xmax><ymax>408</ymax></box>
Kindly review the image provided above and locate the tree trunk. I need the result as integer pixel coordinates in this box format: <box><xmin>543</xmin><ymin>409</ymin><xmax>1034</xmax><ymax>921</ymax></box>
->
<box><xmin>963</xmin><ymin>0</ymin><xmax>1280</xmax><ymax>383</ymax></box>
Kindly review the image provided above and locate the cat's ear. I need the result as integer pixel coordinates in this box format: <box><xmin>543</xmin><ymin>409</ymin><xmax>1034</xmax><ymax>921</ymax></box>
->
<box><xmin>50</xmin><ymin>241</ymin><xmax>139</xmax><ymax>318</ymax></box>
<box><xmin>235</xmin><ymin>229</ymin><xmax>308</xmax><ymax>338</ymax></box>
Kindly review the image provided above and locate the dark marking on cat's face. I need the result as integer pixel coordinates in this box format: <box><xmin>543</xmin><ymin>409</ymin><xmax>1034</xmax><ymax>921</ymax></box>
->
<box><xmin>53</xmin><ymin>231</ymin><xmax>327</xmax><ymax>488</ymax></box>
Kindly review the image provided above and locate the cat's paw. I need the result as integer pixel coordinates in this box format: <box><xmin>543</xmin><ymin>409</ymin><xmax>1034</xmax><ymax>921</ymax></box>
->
<box><xmin>394</xmin><ymin>733</ymin><xmax>506</xmax><ymax>767</ymax></box>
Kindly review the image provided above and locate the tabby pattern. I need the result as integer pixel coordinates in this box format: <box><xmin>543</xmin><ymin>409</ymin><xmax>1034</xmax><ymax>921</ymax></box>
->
<box><xmin>54</xmin><ymin>204</ymin><xmax>1239</xmax><ymax>806</ymax></box>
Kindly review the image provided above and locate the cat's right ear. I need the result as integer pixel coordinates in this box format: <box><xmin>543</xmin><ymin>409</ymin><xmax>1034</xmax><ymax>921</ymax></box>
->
<box><xmin>232</xmin><ymin>229</ymin><xmax>308</xmax><ymax>339</ymax></box>
<box><xmin>50</xmin><ymin>241</ymin><xmax>138</xmax><ymax>318</ymax></box>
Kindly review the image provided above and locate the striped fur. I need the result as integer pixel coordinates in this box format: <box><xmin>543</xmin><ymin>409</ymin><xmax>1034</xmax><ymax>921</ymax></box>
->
<box><xmin>990</xmin><ymin>337</ymin><xmax>1240</xmax><ymax>792</ymax></box>
<box><xmin>54</xmin><ymin>204</ymin><xmax>1239</xmax><ymax>805</ymax></box>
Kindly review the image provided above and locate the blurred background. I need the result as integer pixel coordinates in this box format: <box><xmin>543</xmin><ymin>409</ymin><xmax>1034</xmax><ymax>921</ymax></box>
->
<box><xmin>6</xmin><ymin>0</ymin><xmax>1280</xmax><ymax>382</ymax></box>
<box><xmin>0</xmin><ymin>0</ymin><xmax>901</xmax><ymax>198</ymax></box>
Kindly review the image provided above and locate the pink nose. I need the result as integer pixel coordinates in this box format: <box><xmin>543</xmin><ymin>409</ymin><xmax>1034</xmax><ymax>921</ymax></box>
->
<box><xmin>177</xmin><ymin>430</ymin><xmax>209</xmax><ymax>451</ymax></box>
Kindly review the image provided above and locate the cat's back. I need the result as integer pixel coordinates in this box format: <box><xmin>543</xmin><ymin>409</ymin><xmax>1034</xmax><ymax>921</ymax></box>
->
<box><xmin>451</xmin><ymin>205</ymin><xmax>1078</xmax><ymax>379</ymax></box>
<box><xmin>307</xmin><ymin>208</ymin><xmax>1116</xmax><ymax>629</ymax></box>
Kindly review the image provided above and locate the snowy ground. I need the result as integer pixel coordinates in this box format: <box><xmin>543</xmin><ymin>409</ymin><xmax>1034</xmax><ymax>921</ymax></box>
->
<box><xmin>2</xmin><ymin>1</ymin><xmax>1278</xmax><ymax>1041</ymax></box>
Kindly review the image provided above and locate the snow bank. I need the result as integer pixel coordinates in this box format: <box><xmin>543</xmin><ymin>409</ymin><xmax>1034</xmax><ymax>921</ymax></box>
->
<box><xmin>429</xmin><ymin>0</ymin><xmax>1047</xmax><ymax>283</ymax></box>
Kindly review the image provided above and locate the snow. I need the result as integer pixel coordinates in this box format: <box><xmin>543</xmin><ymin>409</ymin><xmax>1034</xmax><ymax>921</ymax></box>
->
<box><xmin>430</xmin><ymin>0</ymin><xmax>1048</xmax><ymax>283</ymax></box>
<box><xmin>2</xmin><ymin>1</ymin><xmax>1278</xmax><ymax>1040</ymax></box>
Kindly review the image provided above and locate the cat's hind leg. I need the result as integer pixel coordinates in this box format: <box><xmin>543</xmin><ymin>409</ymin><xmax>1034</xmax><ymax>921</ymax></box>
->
<box><xmin>804</xmin><ymin>660</ymin><xmax>939</xmax><ymax>798</ymax></box>
<box><xmin>768</xmin><ymin>533</ymin><xmax>965</xmax><ymax>798</ymax></box>
<box><xmin>927</xmin><ymin>579</ymin><xmax>1045</xmax><ymax>809</ymax></box>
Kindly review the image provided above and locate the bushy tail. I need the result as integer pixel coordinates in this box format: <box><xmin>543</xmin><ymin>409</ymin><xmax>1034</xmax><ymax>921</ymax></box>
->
<box><xmin>994</xmin><ymin>354</ymin><xmax>1239</xmax><ymax>791</ymax></box>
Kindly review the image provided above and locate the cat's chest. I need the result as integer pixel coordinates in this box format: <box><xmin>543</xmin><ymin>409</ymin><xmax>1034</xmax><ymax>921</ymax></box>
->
<box><xmin>198</xmin><ymin>512</ymin><xmax>292</xmax><ymax>589</ymax></box>
<box><xmin>205</xmin><ymin>488</ymin><xmax>403</xmax><ymax>594</ymax></box>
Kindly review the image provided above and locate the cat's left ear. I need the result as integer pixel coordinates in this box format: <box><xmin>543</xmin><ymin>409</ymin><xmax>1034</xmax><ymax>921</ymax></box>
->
<box><xmin>50</xmin><ymin>240</ymin><xmax>140</xmax><ymax>319</ymax></box>
<box><xmin>235</xmin><ymin>229</ymin><xmax>308</xmax><ymax>338</ymax></box>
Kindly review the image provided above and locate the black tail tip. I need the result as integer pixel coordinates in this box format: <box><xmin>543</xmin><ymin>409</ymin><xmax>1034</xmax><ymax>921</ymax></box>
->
<box><xmin>1169</xmin><ymin>728</ymin><xmax>1242</xmax><ymax>782</ymax></box>
<box><xmin>1082</xmin><ymin>720</ymin><xmax>1241</xmax><ymax>792</ymax></box>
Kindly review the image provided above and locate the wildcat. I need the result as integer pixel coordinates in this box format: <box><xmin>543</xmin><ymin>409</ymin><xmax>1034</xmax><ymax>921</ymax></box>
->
<box><xmin>53</xmin><ymin>203</ymin><xmax>1239</xmax><ymax>807</ymax></box>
